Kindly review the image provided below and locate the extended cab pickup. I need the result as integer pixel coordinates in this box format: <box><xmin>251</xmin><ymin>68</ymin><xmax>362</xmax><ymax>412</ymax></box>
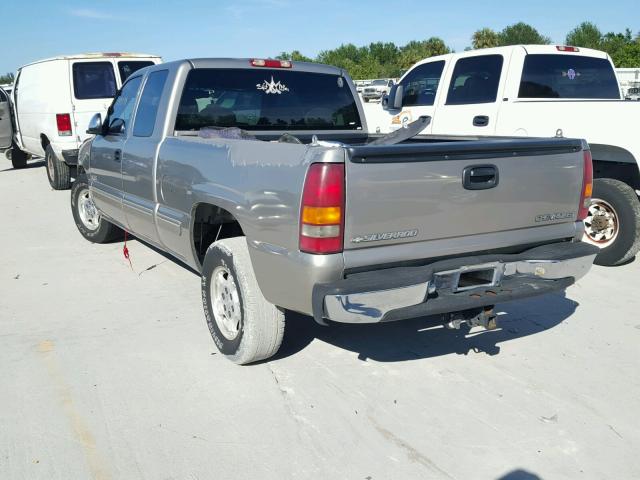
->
<box><xmin>71</xmin><ymin>58</ymin><xmax>598</xmax><ymax>364</ymax></box>
<box><xmin>377</xmin><ymin>45</ymin><xmax>640</xmax><ymax>267</ymax></box>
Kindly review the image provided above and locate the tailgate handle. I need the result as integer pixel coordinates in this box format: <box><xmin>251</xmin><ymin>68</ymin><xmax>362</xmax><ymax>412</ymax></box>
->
<box><xmin>473</xmin><ymin>115</ymin><xmax>489</xmax><ymax>127</ymax></box>
<box><xmin>463</xmin><ymin>165</ymin><xmax>499</xmax><ymax>190</ymax></box>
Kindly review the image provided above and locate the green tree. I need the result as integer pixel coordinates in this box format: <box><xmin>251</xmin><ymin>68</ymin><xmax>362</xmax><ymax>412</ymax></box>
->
<box><xmin>499</xmin><ymin>22</ymin><xmax>551</xmax><ymax>46</ymax></box>
<box><xmin>0</xmin><ymin>72</ymin><xmax>14</xmax><ymax>84</ymax></box>
<box><xmin>472</xmin><ymin>28</ymin><xmax>500</xmax><ymax>49</ymax></box>
<box><xmin>601</xmin><ymin>29</ymin><xmax>640</xmax><ymax>67</ymax></box>
<box><xmin>565</xmin><ymin>22</ymin><xmax>602</xmax><ymax>49</ymax></box>
<box><xmin>398</xmin><ymin>38</ymin><xmax>450</xmax><ymax>70</ymax></box>
<box><xmin>275</xmin><ymin>50</ymin><xmax>314</xmax><ymax>62</ymax></box>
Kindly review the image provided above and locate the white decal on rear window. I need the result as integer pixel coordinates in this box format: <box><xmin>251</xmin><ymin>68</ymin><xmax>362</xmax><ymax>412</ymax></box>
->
<box><xmin>257</xmin><ymin>76</ymin><xmax>290</xmax><ymax>94</ymax></box>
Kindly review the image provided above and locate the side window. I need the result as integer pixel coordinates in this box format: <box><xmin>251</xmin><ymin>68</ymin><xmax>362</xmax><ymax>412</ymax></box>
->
<box><xmin>72</xmin><ymin>62</ymin><xmax>117</xmax><ymax>100</ymax></box>
<box><xmin>133</xmin><ymin>70</ymin><xmax>169</xmax><ymax>137</ymax></box>
<box><xmin>401</xmin><ymin>61</ymin><xmax>445</xmax><ymax>107</ymax></box>
<box><xmin>106</xmin><ymin>76</ymin><xmax>142</xmax><ymax>135</ymax></box>
<box><xmin>118</xmin><ymin>61</ymin><xmax>155</xmax><ymax>83</ymax></box>
<box><xmin>446</xmin><ymin>55</ymin><xmax>503</xmax><ymax>105</ymax></box>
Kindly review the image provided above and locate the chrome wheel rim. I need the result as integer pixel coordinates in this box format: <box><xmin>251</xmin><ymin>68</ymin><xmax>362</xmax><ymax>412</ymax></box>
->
<box><xmin>583</xmin><ymin>198</ymin><xmax>619</xmax><ymax>248</ymax></box>
<box><xmin>210</xmin><ymin>266</ymin><xmax>242</xmax><ymax>340</ymax></box>
<box><xmin>77</xmin><ymin>188</ymin><xmax>101</xmax><ymax>231</ymax></box>
<box><xmin>46</xmin><ymin>153</ymin><xmax>54</xmax><ymax>179</ymax></box>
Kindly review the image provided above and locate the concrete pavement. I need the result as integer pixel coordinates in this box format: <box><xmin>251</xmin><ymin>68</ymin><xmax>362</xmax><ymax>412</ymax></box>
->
<box><xmin>1</xmin><ymin>159</ymin><xmax>639</xmax><ymax>479</ymax></box>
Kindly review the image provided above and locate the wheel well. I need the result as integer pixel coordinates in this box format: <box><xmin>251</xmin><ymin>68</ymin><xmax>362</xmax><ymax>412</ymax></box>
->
<box><xmin>192</xmin><ymin>203</ymin><xmax>244</xmax><ymax>265</ymax></box>
<box><xmin>40</xmin><ymin>134</ymin><xmax>50</xmax><ymax>151</ymax></box>
<box><xmin>593</xmin><ymin>160</ymin><xmax>640</xmax><ymax>191</ymax></box>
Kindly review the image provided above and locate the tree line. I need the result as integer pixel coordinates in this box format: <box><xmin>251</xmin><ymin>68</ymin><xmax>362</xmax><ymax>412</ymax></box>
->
<box><xmin>276</xmin><ymin>21</ymin><xmax>640</xmax><ymax>79</ymax></box>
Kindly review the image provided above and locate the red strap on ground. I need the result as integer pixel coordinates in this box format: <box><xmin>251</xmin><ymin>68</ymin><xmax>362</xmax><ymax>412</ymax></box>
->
<box><xmin>123</xmin><ymin>231</ymin><xmax>133</xmax><ymax>271</ymax></box>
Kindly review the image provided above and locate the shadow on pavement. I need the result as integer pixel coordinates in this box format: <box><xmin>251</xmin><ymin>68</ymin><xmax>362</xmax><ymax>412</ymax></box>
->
<box><xmin>274</xmin><ymin>292</ymin><xmax>578</xmax><ymax>363</ymax></box>
<box><xmin>0</xmin><ymin>159</ymin><xmax>45</xmax><ymax>172</ymax></box>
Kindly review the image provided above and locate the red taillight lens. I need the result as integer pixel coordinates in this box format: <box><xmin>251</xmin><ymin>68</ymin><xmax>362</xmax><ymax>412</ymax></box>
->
<box><xmin>56</xmin><ymin>113</ymin><xmax>72</xmax><ymax>136</ymax></box>
<box><xmin>250</xmin><ymin>59</ymin><xmax>292</xmax><ymax>68</ymax></box>
<box><xmin>578</xmin><ymin>149</ymin><xmax>593</xmax><ymax>221</ymax></box>
<box><xmin>299</xmin><ymin>163</ymin><xmax>345</xmax><ymax>254</ymax></box>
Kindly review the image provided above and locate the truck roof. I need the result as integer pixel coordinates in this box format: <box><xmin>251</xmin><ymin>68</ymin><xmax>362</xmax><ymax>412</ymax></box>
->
<box><xmin>20</xmin><ymin>52</ymin><xmax>161</xmax><ymax>68</ymax></box>
<box><xmin>411</xmin><ymin>44</ymin><xmax>611</xmax><ymax>69</ymax></box>
<box><xmin>170</xmin><ymin>58</ymin><xmax>345</xmax><ymax>77</ymax></box>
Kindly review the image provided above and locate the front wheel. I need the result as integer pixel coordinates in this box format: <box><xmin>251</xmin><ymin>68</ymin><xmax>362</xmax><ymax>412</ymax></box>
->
<box><xmin>71</xmin><ymin>174</ymin><xmax>122</xmax><ymax>243</ymax></box>
<box><xmin>583</xmin><ymin>178</ymin><xmax>640</xmax><ymax>266</ymax></box>
<box><xmin>201</xmin><ymin>237</ymin><xmax>285</xmax><ymax>365</ymax></box>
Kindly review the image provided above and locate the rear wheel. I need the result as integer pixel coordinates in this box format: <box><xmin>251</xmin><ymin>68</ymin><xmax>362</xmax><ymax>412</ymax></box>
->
<box><xmin>71</xmin><ymin>174</ymin><xmax>122</xmax><ymax>243</ymax></box>
<box><xmin>45</xmin><ymin>145</ymin><xmax>70</xmax><ymax>190</ymax></box>
<box><xmin>201</xmin><ymin>237</ymin><xmax>285</xmax><ymax>365</ymax></box>
<box><xmin>583</xmin><ymin>178</ymin><xmax>640</xmax><ymax>266</ymax></box>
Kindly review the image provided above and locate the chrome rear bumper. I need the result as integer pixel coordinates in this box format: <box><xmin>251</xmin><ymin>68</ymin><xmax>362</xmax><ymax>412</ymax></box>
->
<box><xmin>313</xmin><ymin>242</ymin><xmax>598</xmax><ymax>324</ymax></box>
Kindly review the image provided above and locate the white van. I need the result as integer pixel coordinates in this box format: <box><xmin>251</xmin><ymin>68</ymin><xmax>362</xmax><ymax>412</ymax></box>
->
<box><xmin>1</xmin><ymin>53</ymin><xmax>161</xmax><ymax>188</ymax></box>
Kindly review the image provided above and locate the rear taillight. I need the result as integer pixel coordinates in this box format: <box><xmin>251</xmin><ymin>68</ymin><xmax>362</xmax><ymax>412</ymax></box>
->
<box><xmin>556</xmin><ymin>45</ymin><xmax>580</xmax><ymax>52</ymax></box>
<box><xmin>299</xmin><ymin>163</ymin><xmax>345</xmax><ymax>254</ymax></box>
<box><xmin>56</xmin><ymin>113</ymin><xmax>72</xmax><ymax>136</ymax></box>
<box><xmin>250</xmin><ymin>59</ymin><xmax>292</xmax><ymax>68</ymax></box>
<box><xmin>578</xmin><ymin>149</ymin><xmax>593</xmax><ymax>221</ymax></box>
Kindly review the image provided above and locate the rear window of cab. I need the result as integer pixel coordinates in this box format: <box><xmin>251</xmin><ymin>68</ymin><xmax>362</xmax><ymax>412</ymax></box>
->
<box><xmin>519</xmin><ymin>54</ymin><xmax>620</xmax><ymax>99</ymax></box>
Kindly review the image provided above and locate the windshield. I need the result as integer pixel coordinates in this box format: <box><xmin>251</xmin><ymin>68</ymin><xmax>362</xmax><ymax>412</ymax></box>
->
<box><xmin>628</xmin><ymin>88</ymin><xmax>639</xmax><ymax>95</ymax></box>
<box><xmin>519</xmin><ymin>54</ymin><xmax>620</xmax><ymax>99</ymax></box>
<box><xmin>175</xmin><ymin>68</ymin><xmax>362</xmax><ymax>131</ymax></box>
<box><xmin>371</xmin><ymin>80</ymin><xmax>387</xmax><ymax>85</ymax></box>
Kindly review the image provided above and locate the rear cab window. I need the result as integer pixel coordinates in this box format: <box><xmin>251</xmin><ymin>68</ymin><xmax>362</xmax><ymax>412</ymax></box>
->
<box><xmin>401</xmin><ymin>61</ymin><xmax>445</xmax><ymax>106</ymax></box>
<box><xmin>72</xmin><ymin>62</ymin><xmax>117</xmax><ymax>100</ymax></box>
<box><xmin>174</xmin><ymin>68</ymin><xmax>362</xmax><ymax>131</ymax></box>
<box><xmin>519</xmin><ymin>54</ymin><xmax>620</xmax><ymax>99</ymax></box>
<box><xmin>118</xmin><ymin>61</ymin><xmax>155</xmax><ymax>82</ymax></box>
<box><xmin>446</xmin><ymin>55</ymin><xmax>504</xmax><ymax>105</ymax></box>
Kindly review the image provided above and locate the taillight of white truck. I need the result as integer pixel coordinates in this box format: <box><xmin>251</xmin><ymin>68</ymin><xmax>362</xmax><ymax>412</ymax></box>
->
<box><xmin>299</xmin><ymin>163</ymin><xmax>345</xmax><ymax>254</ymax></box>
<box><xmin>578</xmin><ymin>149</ymin><xmax>593</xmax><ymax>221</ymax></box>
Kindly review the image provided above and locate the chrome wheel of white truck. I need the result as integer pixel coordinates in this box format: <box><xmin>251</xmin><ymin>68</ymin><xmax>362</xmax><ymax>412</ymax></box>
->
<box><xmin>584</xmin><ymin>198</ymin><xmax>619</xmax><ymax>247</ymax></box>
<box><xmin>584</xmin><ymin>178</ymin><xmax>640</xmax><ymax>266</ymax></box>
<box><xmin>202</xmin><ymin>237</ymin><xmax>285</xmax><ymax>365</ymax></box>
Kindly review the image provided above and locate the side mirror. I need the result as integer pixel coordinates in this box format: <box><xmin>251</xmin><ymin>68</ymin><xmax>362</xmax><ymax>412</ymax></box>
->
<box><xmin>86</xmin><ymin>113</ymin><xmax>103</xmax><ymax>135</ymax></box>
<box><xmin>383</xmin><ymin>84</ymin><xmax>403</xmax><ymax>110</ymax></box>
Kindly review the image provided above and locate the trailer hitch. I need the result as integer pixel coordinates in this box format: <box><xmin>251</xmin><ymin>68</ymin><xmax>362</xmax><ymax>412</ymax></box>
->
<box><xmin>443</xmin><ymin>306</ymin><xmax>498</xmax><ymax>331</ymax></box>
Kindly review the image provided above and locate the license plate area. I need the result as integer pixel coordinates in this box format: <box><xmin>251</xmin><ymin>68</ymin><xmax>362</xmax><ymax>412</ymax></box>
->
<box><xmin>433</xmin><ymin>263</ymin><xmax>502</xmax><ymax>293</ymax></box>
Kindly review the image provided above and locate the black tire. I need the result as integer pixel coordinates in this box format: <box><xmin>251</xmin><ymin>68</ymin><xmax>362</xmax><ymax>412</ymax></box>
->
<box><xmin>71</xmin><ymin>174</ymin><xmax>122</xmax><ymax>243</ymax></box>
<box><xmin>10</xmin><ymin>142</ymin><xmax>28</xmax><ymax>169</ymax></box>
<box><xmin>201</xmin><ymin>237</ymin><xmax>285</xmax><ymax>365</ymax></box>
<box><xmin>45</xmin><ymin>144</ymin><xmax>71</xmax><ymax>190</ymax></box>
<box><xmin>585</xmin><ymin>178</ymin><xmax>640</xmax><ymax>266</ymax></box>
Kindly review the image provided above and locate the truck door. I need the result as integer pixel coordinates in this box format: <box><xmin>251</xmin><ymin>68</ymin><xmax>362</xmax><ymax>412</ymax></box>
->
<box><xmin>121</xmin><ymin>69</ymin><xmax>169</xmax><ymax>244</ymax></box>
<box><xmin>90</xmin><ymin>75</ymin><xmax>142</xmax><ymax>223</ymax></box>
<box><xmin>0</xmin><ymin>88</ymin><xmax>13</xmax><ymax>150</ymax></box>
<box><xmin>431</xmin><ymin>52</ymin><xmax>511</xmax><ymax>136</ymax></box>
<box><xmin>387</xmin><ymin>60</ymin><xmax>446</xmax><ymax>134</ymax></box>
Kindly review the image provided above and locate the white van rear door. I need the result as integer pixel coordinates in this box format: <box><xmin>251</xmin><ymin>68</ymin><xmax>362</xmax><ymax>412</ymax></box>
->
<box><xmin>69</xmin><ymin>60</ymin><xmax>117</xmax><ymax>141</ymax></box>
<box><xmin>0</xmin><ymin>87</ymin><xmax>13</xmax><ymax>149</ymax></box>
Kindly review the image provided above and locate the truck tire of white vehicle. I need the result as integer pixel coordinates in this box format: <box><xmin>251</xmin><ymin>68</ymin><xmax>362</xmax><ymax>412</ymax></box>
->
<box><xmin>9</xmin><ymin>142</ymin><xmax>28</xmax><ymax>169</ymax></box>
<box><xmin>45</xmin><ymin>145</ymin><xmax>70</xmax><ymax>190</ymax></box>
<box><xmin>201</xmin><ymin>237</ymin><xmax>285</xmax><ymax>365</ymax></box>
<box><xmin>71</xmin><ymin>173</ymin><xmax>123</xmax><ymax>243</ymax></box>
<box><xmin>584</xmin><ymin>178</ymin><xmax>640</xmax><ymax>266</ymax></box>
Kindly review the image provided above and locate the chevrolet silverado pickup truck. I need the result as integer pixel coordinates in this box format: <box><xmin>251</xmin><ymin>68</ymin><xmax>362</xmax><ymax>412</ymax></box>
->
<box><xmin>379</xmin><ymin>45</ymin><xmax>640</xmax><ymax>267</ymax></box>
<box><xmin>70</xmin><ymin>58</ymin><xmax>598</xmax><ymax>364</ymax></box>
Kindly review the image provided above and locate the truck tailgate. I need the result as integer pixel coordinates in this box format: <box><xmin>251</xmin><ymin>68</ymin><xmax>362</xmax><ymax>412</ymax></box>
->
<box><xmin>344</xmin><ymin>138</ymin><xmax>584</xmax><ymax>251</ymax></box>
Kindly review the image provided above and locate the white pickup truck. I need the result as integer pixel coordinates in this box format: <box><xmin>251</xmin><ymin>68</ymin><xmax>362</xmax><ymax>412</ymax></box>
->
<box><xmin>377</xmin><ymin>45</ymin><xmax>640</xmax><ymax>267</ymax></box>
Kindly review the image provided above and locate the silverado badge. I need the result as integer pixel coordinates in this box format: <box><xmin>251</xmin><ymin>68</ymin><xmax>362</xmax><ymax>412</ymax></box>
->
<box><xmin>351</xmin><ymin>229</ymin><xmax>418</xmax><ymax>244</ymax></box>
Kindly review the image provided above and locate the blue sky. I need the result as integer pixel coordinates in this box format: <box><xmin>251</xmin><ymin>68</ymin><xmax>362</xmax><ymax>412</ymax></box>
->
<box><xmin>1</xmin><ymin>0</ymin><xmax>637</xmax><ymax>74</ymax></box>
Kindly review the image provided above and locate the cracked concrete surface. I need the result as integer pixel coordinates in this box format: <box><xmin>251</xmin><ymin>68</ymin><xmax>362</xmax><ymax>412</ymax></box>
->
<box><xmin>1</xmin><ymin>161</ymin><xmax>639</xmax><ymax>479</ymax></box>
